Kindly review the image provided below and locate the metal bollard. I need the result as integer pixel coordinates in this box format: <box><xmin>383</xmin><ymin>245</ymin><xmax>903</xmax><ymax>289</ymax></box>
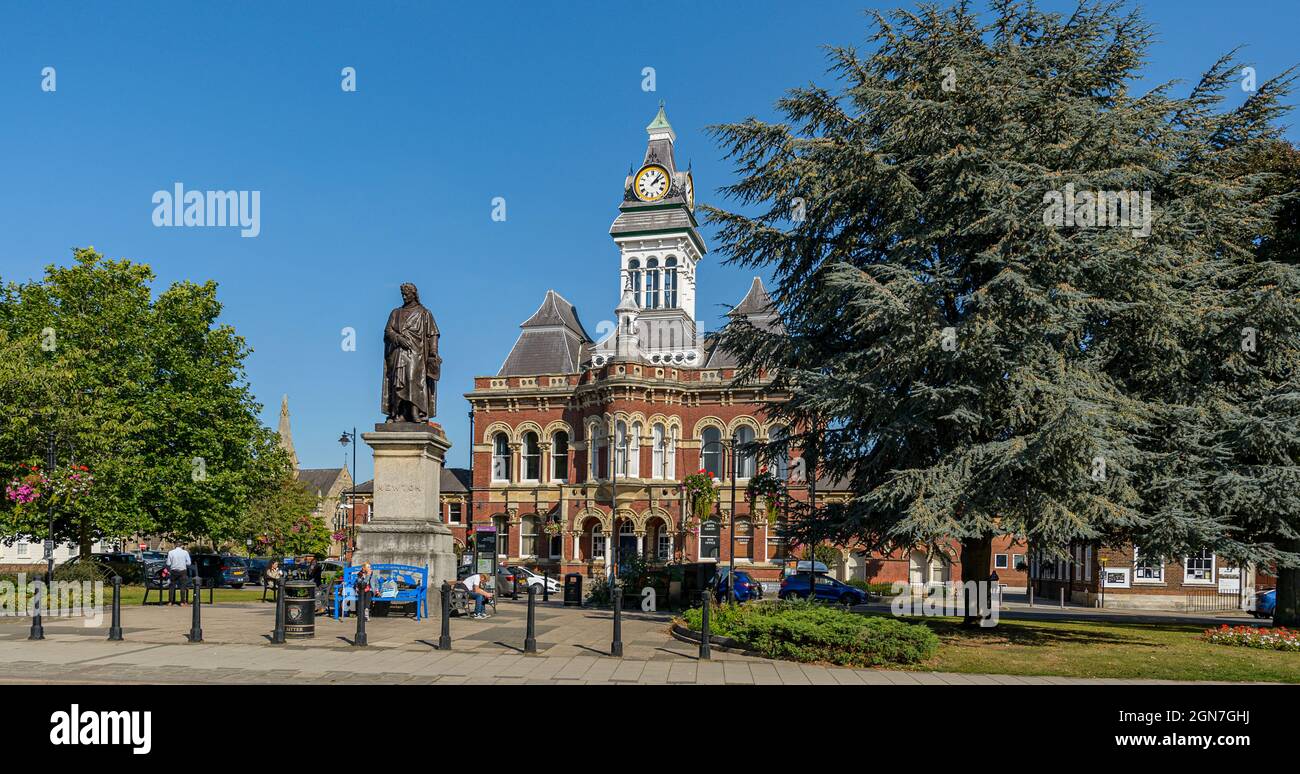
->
<box><xmin>270</xmin><ymin>581</ymin><xmax>286</xmax><ymax>644</ymax></box>
<box><xmin>188</xmin><ymin>577</ymin><xmax>203</xmax><ymax>643</ymax></box>
<box><xmin>524</xmin><ymin>583</ymin><xmax>538</xmax><ymax>654</ymax></box>
<box><xmin>107</xmin><ymin>575</ymin><xmax>124</xmax><ymax>641</ymax></box>
<box><xmin>542</xmin><ymin>571</ymin><xmax>549</xmax><ymax>603</ymax></box>
<box><xmin>699</xmin><ymin>591</ymin><xmax>711</xmax><ymax>661</ymax></box>
<box><xmin>438</xmin><ymin>582</ymin><xmax>452</xmax><ymax>650</ymax></box>
<box><xmin>354</xmin><ymin>587</ymin><xmax>368</xmax><ymax>647</ymax></box>
<box><xmin>1059</xmin><ymin>588</ymin><xmax>1065</xmax><ymax>609</ymax></box>
<box><xmin>610</xmin><ymin>585</ymin><xmax>623</xmax><ymax>657</ymax></box>
<box><xmin>1029</xmin><ymin>586</ymin><xmax>1035</xmax><ymax>607</ymax></box>
<box><xmin>29</xmin><ymin>581</ymin><xmax>45</xmax><ymax>641</ymax></box>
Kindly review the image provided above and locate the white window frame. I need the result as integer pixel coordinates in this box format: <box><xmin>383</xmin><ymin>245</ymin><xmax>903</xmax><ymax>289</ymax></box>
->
<box><xmin>491</xmin><ymin>433</ymin><xmax>511</xmax><ymax>482</ymax></box>
<box><xmin>16</xmin><ymin>540</ymin><xmax>29</xmax><ymax>558</ymax></box>
<box><xmin>447</xmin><ymin>502</ymin><xmax>462</xmax><ymax>524</ymax></box>
<box><xmin>592</xmin><ymin>526</ymin><xmax>605</xmax><ymax>560</ymax></box>
<box><xmin>521</xmin><ymin>432</ymin><xmax>541</xmax><ymax>482</ymax></box>
<box><xmin>629</xmin><ymin>422</ymin><xmax>641</xmax><ymax>477</ymax></box>
<box><xmin>994</xmin><ymin>553</ymin><xmax>1009</xmax><ymax>570</ymax></box>
<box><xmin>734</xmin><ymin>426</ymin><xmax>756</xmax><ymax>479</ymax></box>
<box><xmin>656</xmin><ymin>532</ymin><xmax>671</xmax><ymax>562</ymax></box>
<box><xmin>550</xmin><ymin>431</ymin><xmax>568</xmax><ymax>483</ymax></box>
<box><xmin>1133</xmin><ymin>547</ymin><xmax>1164</xmax><ymax>583</ymax></box>
<box><xmin>1184</xmin><ymin>550</ymin><xmax>1215</xmax><ymax>585</ymax></box>
<box><xmin>520</xmin><ymin>516</ymin><xmax>538</xmax><ymax>558</ymax></box>
<box><xmin>652</xmin><ymin>424</ymin><xmax>666</xmax><ymax>480</ymax></box>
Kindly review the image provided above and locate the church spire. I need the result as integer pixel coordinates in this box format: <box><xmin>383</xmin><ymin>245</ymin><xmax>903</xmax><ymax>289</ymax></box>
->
<box><xmin>277</xmin><ymin>394</ymin><xmax>299</xmax><ymax>472</ymax></box>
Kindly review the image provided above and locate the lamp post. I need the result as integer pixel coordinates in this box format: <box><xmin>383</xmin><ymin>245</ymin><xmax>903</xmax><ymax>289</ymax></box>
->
<box><xmin>338</xmin><ymin>428</ymin><xmax>357</xmax><ymax>562</ymax></box>
<box><xmin>700</xmin><ymin>437</ymin><xmax>734</xmax><ymax>603</ymax></box>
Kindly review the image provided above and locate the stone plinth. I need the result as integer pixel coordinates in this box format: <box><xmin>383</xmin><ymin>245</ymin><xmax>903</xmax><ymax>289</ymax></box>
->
<box><xmin>353</xmin><ymin>423</ymin><xmax>456</xmax><ymax>609</ymax></box>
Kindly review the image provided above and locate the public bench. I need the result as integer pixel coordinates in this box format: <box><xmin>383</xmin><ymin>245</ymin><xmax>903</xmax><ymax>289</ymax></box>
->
<box><xmin>333</xmin><ymin>564</ymin><xmax>428</xmax><ymax>621</ymax></box>
<box><xmin>142</xmin><ymin>571</ymin><xmax>215</xmax><ymax>605</ymax></box>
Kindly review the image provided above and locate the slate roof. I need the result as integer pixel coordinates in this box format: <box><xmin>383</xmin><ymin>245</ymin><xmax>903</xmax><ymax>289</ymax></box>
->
<box><xmin>703</xmin><ymin>277</ymin><xmax>783</xmax><ymax>368</ymax></box>
<box><xmin>609</xmin><ymin>207</ymin><xmax>697</xmax><ymax>237</ymax></box>
<box><xmin>297</xmin><ymin>468</ymin><xmax>346</xmax><ymax>497</ymax></box>
<box><xmin>499</xmin><ymin>291</ymin><xmax>593</xmax><ymax>376</ymax></box>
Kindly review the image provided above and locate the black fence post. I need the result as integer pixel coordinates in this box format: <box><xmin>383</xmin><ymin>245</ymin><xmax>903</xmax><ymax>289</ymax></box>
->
<box><xmin>699</xmin><ymin>590</ymin><xmax>711</xmax><ymax>661</ymax></box>
<box><xmin>107</xmin><ymin>575</ymin><xmax>124</xmax><ymax>641</ymax></box>
<box><xmin>542</xmin><ymin>571</ymin><xmax>550</xmax><ymax>603</ymax></box>
<box><xmin>610</xmin><ymin>586</ymin><xmax>623</xmax><ymax>658</ymax></box>
<box><xmin>270</xmin><ymin>579</ymin><xmax>285</xmax><ymax>644</ymax></box>
<box><xmin>354</xmin><ymin>587</ymin><xmax>368</xmax><ymax>647</ymax></box>
<box><xmin>438</xmin><ymin>582</ymin><xmax>452</xmax><ymax>650</ymax></box>
<box><xmin>28</xmin><ymin>580</ymin><xmax>45</xmax><ymax>641</ymax></box>
<box><xmin>525</xmin><ymin>583</ymin><xmax>538</xmax><ymax>654</ymax></box>
<box><xmin>187</xmin><ymin>576</ymin><xmax>203</xmax><ymax>643</ymax></box>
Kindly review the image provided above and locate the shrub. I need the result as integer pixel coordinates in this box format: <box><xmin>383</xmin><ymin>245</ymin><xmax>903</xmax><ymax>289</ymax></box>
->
<box><xmin>681</xmin><ymin>600</ymin><xmax>939</xmax><ymax>667</ymax></box>
<box><xmin>1203</xmin><ymin>624</ymin><xmax>1300</xmax><ymax>652</ymax></box>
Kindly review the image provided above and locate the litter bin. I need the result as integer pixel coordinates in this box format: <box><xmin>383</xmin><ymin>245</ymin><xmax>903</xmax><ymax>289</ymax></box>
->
<box><xmin>563</xmin><ymin>573</ymin><xmax>583</xmax><ymax>607</ymax></box>
<box><xmin>284</xmin><ymin>580</ymin><xmax>316</xmax><ymax>638</ymax></box>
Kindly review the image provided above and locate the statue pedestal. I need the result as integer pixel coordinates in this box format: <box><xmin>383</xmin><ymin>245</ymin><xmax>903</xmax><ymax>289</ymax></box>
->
<box><xmin>353</xmin><ymin>423</ymin><xmax>456</xmax><ymax>613</ymax></box>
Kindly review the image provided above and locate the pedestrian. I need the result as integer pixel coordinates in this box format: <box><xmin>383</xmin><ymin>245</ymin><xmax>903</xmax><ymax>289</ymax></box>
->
<box><xmin>354</xmin><ymin>562</ymin><xmax>374</xmax><ymax>621</ymax></box>
<box><xmin>460</xmin><ymin>570</ymin><xmax>493</xmax><ymax>619</ymax></box>
<box><xmin>166</xmin><ymin>544</ymin><xmax>192</xmax><ymax>606</ymax></box>
<box><xmin>265</xmin><ymin>560</ymin><xmax>283</xmax><ymax>600</ymax></box>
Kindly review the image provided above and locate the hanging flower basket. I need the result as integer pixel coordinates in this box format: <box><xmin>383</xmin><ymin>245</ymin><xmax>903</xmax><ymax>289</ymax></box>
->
<box><xmin>543</xmin><ymin>520</ymin><xmax>563</xmax><ymax>535</ymax></box>
<box><xmin>746</xmin><ymin>469</ymin><xmax>785</xmax><ymax>525</ymax></box>
<box><xmin>684</xmin><ymin>470</ymin><xmax>717</xmax><ymax>519</ymax></box>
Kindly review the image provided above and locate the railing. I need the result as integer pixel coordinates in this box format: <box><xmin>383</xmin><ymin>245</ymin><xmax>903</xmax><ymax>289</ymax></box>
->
<box><xmin>1184</xmin><ymin>589</ymin><xmax>1242</xmax><ymax>613</ymax></box>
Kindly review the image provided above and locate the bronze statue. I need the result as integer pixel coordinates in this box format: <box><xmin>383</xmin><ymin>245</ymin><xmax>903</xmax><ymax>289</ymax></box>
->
<box><xmin>381</xmin><ymin>283</ymin><xmax>441</xmax><ymax>423</ymax></box>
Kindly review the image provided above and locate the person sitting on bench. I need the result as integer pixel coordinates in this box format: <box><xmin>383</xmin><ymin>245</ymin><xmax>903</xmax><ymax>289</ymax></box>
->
<box><xmin>461</xmin><ymin>571</ymin><xmax>493</xmax><ymax>619</ymax></box>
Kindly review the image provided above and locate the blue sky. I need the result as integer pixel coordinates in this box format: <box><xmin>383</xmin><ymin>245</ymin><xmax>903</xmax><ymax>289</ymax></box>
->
<box><xmin>1</xmin><ymin>1</ymin><xmax>1296</xmax><ymax>481</ymax></box>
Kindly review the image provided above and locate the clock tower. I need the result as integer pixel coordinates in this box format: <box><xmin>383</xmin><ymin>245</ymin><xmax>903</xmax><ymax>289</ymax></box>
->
<box><xmin>603</xmin><ymin>102</ymin><xmax>707</xmax><ymax>368</ymax></box>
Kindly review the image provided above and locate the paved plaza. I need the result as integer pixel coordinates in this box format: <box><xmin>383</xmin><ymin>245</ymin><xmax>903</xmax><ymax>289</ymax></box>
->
<box><xmin>0</xmin><ymin>595</ymin><xmax>1258</xmax><ymax>685</ymax></box>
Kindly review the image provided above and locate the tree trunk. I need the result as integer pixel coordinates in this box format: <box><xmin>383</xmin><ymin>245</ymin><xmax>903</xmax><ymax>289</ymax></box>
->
<box><xmin>1275</xmin><ymin>537</ymin><xmax>1299</xmax><ymax>627</ymax></box>
<box><xmin>79</xmin><ymin>512</ymin><xmax>92</xmax><ymax>558</ymax></box>
<box><xmin>960</xmin><ymin>535</ymin><xmax>993</xmax><ymax>627</ymax></box>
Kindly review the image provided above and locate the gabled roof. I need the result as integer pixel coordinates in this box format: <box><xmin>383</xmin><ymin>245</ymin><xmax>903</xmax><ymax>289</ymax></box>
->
<box><xmin>441</xmin><ymin>467</ymin><xmax>471</xmax><ymax>493</ymax></box>
<box><xmin>499</xmin><ymin>290</ymin><xmax>593</xmax><ymax>376</ymax></box>
<box><xmin>297</xmin><ymin>468</ymin><xmax>348</xmax><ymax>498</ymax></box>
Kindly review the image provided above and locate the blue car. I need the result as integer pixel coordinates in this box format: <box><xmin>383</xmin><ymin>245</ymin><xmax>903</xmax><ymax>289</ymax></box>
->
<box><xmin>715</xmin><ymin>569</ymin><xmax>763</xmax><ymax>603</ymax></box>
<box><xmin>1254</xmin><ymin>589</ymin><xmax>1276</xmax><ymax>619</ymax></box>
<box><xmin>779</xmin><ymin>573</ymin><xmax>867</xmax><ymax>607</ymax></box>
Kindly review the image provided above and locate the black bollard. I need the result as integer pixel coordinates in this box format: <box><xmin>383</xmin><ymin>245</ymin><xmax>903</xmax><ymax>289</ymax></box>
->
<box><xmin>438</xmin><ymin>582</ymin><xmax>452</xmax><ymax>650</ymax></box>
<box><xmin>107</xmin><ymin>575</ymin><xmax>124</xmax><ymax>641</ymax></box>
<box><xmin>610</xmin><ymin>585</ymin><xmax>623</xmax><ymax>658</ymax></box>
<box><xmin>28</xmin><ymin>580</ymin><xmax>45</xmax><ymax>641</ymax></box>
<box><xmin>699</xmin><ymin>591</ymin><xmax>711</xmax><ymax>661</ymax></box>
<box><xmin>187</xmin><ymin>577</ymin><xmax>203</xmax><ymax>643</ymax></box>
<box><xmin>354</xmin><ymin>587</ymin><xmax>368</xmax><ymax>647</ymax></box>
<box><xmin>270</xmin><ymin>579</ymin><xmax>285</xmax><ymax>644</ymax></box>
<box><xmin>524</xmin><ymin>583</ymin><xmax>538</xmax><ymax>654</ymax></box>
<box><xmin>542</xmin><ymin>571</ymin><xmax>549</xmax><ymax>603</ymax></box>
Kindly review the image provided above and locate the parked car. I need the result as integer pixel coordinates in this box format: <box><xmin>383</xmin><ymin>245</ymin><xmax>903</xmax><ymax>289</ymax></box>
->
<box><xmin>715</xmin><ymin>569</ymin><xmax>763</xmax><ymax>603</ymax></box>
<box><xmin>60</xmin><ymin>552</ymin><xmax>143</xmax><ymax>582</ymax></box>
<box><xmin>244</xmin><ymin>557</ymin><xmax>270</xmax><ymax>584</ymax></box>
<box><xmin>778</xmin><ymin>572</ymin><xmax>867</xmax><ymax>607</ymax></box>
<box><xmin>502</xmin><ymin>565</ymin><xmax>562</xmax><ymax>595</ymax></box>
<box><xmin>218</xmin><ymin>556</ymin><xmax>249</xmax><ymax>588</ymax></box>
<box><xmin>1254</xmin><ymin>588</ymin><xmax>1276</xmax><ymax>619</ymax></box>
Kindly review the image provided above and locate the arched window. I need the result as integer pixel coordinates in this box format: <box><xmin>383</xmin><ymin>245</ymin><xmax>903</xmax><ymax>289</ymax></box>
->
<box><xmin>492</xmin><ymin>433</ymin><xmax>511</xmax><ymax>481</ymax></box>
<box><xmin>629</xmin><ymin>422</ymin><xmax>642</xmax><ymax>477</ymax></box>
<box><xmin>521</xmin><ymin>515</ymin><xmax>539</xmax><ymax>557</ymax></box>
<box><xmin>551</xmin><ymin>431</ymin><xmax>569</xmax><ymax>482</ymax></box>
<box><xmin>644</xmin><ymin>258</ymin><xmax>660</xmax><ymax>309</ymax></box>
<box><xmin>667</xmin><ymin>427</ymin><xmax>677</xmax><ymax>478</ymax></box>
<box><xmin>590</xmin><ymin>425</ymin><xmax>608</xmax><ymax>480</ymax></box>
<box><xmin>652</xmin><ymin>423</ymin><xmax>666</xmax><ymax>479</ymax></box>
<box><xmin>591</xmin><ymin>524</ymin><xmax>605</xmax><ymax>560</ymax></box>
<box><xmin>771</xmin><ymin>425</ymin><xmax>790</xmax><ymax>479</ymax></box>
<box><xmin>735</xmin><ymin>425</ymin><xmax>756</xmax><ymax>479</ymax></box>
<box><xmin>615</xmin><ymin>420</ymin><xmax>629</xmax><ymax>477</ymax></box>
<box><xmin>664</xmin><ymin>257</ymin><xmax>678</xmax><ymax>307</ymax></box>
<box><xmin>522</xmin><ymin>431</ymin><xmax>541</xmax><ymax>481</ymax></box>
<box><xmin>701</xmin><ymin>426</ymin><xmax>723</xmax><ymax>479</ymax></box>
<box><xmin>628</xmin><ymin>259</ymin><xmax>641</xmax><ymax>298</ymax></box>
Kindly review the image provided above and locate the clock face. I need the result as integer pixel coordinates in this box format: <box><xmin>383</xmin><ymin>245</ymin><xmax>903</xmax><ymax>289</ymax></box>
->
<box><xmin>634</xmin><ymin>165</ymin><xmax>670</xmax><ymax>202</ymax></box>
<box><xmin>684</xmin><ymin>173</ymin><xmax>695</xmax><ymax>209</ymax></box>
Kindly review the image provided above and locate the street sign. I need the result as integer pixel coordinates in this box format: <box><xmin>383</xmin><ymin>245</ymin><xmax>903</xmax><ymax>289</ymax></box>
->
<box><xmin>700</xmin><ymin>519</ymin><xmax>720</xmax><ymax>560</ymax></box>
<box><xmin>43</xmin><ymin>540</ymin><xmax>54</xmax><ymax>560</ymax></box>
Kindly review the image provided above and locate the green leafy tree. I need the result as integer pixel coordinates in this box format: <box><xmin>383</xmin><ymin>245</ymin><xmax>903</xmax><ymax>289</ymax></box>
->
<box><xmin>0</xmin><ymin>248</ymin><xmax>289</xmax><ymax>554</ymax></box>
<box><xmin>706</xmin><ymin>1</ymin><xmax>1296</xmax><ymax>624</ymax></box>
<box><xmin>241</xmin><ymin>476</ymin><xmax>323</xmax><ymax>556</ymax></box>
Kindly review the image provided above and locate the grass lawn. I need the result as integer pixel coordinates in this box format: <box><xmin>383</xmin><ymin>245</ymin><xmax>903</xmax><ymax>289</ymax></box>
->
<box><xmin>0</xmin><ymin>586</ymin><xmax>270</xmax><ymax>614</ymax></box>
<box><xmin>885</xmin><ymin>613</ymin><xmax>1298</xmax><ymax>683</ymax></box>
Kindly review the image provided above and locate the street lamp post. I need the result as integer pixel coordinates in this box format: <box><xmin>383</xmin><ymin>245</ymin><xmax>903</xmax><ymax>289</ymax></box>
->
<box><xmin>338</xmin><ymin>428</ymin><xmax>358</xmax><ymax>562</ymax></box>
<box><xmin>700</xmin><ymin>438</ymin><xmax>732</xmax><ymax>603</ymax></box>
<box><xmin>29</xmin><ymin>430</ymin><xmax>57</xmax><ymax>641</ymax></box>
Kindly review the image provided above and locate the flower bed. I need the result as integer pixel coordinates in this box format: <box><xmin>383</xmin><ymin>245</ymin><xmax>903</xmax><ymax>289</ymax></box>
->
<box><xmin>1202</xmin><ymin>624</ymin><xmax>1300</xmax><ymax>652</ymax></box>
<box><xmin>679</xmin><ymin>600</ymin><xmax>940</xmax><ymax>667</ymax></box>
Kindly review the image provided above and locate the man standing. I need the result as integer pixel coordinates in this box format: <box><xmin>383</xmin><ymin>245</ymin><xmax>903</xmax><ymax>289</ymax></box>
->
<box><xmin>166</xmin><ymin>544</ymin><xmax>192</xmax><ymax>605</ymax></box>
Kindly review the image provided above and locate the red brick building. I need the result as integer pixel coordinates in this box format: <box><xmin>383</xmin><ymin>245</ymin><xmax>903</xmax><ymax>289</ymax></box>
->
<box><xmin>454</xmin><ymin>105</ymin><xmax>1028</xmax><ymax>591</ymax></box>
